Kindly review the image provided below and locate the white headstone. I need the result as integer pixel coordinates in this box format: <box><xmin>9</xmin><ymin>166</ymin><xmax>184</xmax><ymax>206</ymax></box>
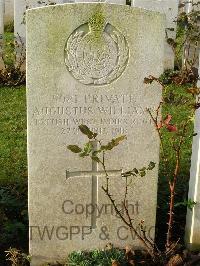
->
<box><xmin>0</xmin><ymin>0</ymin><xmax>4</xmax><ymax>39</ymax></box>
<box><xmin>185</xmin><ymin>55</ymin><xmax>200</xmax><ymax>250</ymax></box>
<box><xmin>185</xmin><ymin>0</ymin><xmax>193</xmax><ymax>13</ymax></box>
<box><xmin>0</xmin><ymin>0</ymin><xmax>4</xmax><ymax>69</ymax></box>
<box><xmin>14</xmin><ymin>0</ymin><xmax>70</xmax><ymax>70</ymax></box>
<box><xmin>5</xmin><ymin>0</ymin><xmax>14</xmax><ymax>24</ymax></box>
<box><xmin>132</xmin><ymin>0</ymin><xmax>179</xmax><ymax>70</ymax></box>
<box><xmin>178</xmin><ymin>0</ymin><xmax>185</xmax><ymax>14</ymax></box>
<box><xmin>27</xmin><ymin>3</ymin><xmax>165</xmax><ymax>265</ymax></box>
<box><xmin>184</xmin><ymin>0</ymin><xmax>200</xmax><ymax>13</ymax></box>
<box><xmin>183</xmin><ymin>0</ymin><xmax>199</xmax><ymax>70</ymax></box>
<box><xmin>75</xmin><ymin>0</ymin><xmax>126</xmax><ymax>3</ymax></box>
<box><xmin>14</xmin><ymin>0</ymin><xmax>65</xmax><ymax>45</ymax></box>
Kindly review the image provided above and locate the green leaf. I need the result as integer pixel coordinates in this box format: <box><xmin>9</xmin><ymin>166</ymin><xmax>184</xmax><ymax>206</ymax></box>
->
<box><xmin>91</xmin><ymin>156</ymin><xmax>101</xmax><ymax>163</ymax></box>
<box><xmin>144</xmin><ymin>77</ymin><xmax>154</xmax><ymax>84</ymax></box>
<box><xmin>113</xmin><ymin>135</ymin><xmax>127</xmax><ymax>145</ymax></box>
<box><xmin>101</xmin><ymin>135</ymin><xmax>126</xmax><ymax>151</ymax></box>
<box><xmin>133</xmin><ymin>168</ymin><xmax>139</xmax><ymax>174</ymax></box>
<box><xmin>174</xmin><ymin>199</ymin><xmax>196</xmax><ymax>211</ymax></box>
<box><xmin>148</xmin><ymin>162</ymin><xmax>156</xmax><ymax>170</ymax></box>
<box><xmin>83</xmin><ymin>142</ymin><xmax>93</xmax><ymax>153</ymax></box>
<box><xmin>67</xmin><ymin>145</ymin><xmax>82</xmax><ymax>153</ymax></box>
<box><xmin>122</xmin><ymin>171</ymin><xmax>136</xmax><ymax>178</ymax></box>
<box><xmin>93</xmin><ymin>133</ymin><xmax>98</xmax><ymax>138</ymax></box>
<box><xmin>92</xmin><ymin>150</ymin><xmax>101</xmax><ymax>156</ymax></box>
<box><xmin>140</xmin><ymin>171</ymin><xmax>146</xmax><ymax>177</ymax></box>
<box><xmin>101</xmin><ymin>145</ymin><xmax>111</xmax><ymax>151</ymax></box>
<box><xmin>79</xmin><ymin>152</ymin><xmax>89</xmax><ymax>158</ymax></box>
<box><xmin>79</xmin><ymin>142</ymin><xmax>93</xmax><ymax>158</ymax></box>
<box><xmin>79</xmin><ymin>125</ymin><xmax>96</xmax><ymax>139</ymax></box>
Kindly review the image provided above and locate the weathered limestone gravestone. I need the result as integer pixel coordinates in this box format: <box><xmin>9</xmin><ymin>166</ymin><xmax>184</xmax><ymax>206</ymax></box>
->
<box><xmin>76</xmin><ymin>0</ymin><xmax>126</xmax><ymax>3</ymax></box>
<box><xmin>14</xmin><ymin>0</ymin><xmax>65</xmax><ymax>45</ymax></box>
<box><xmin>14</xmin><ymin>0</ymin><xmax>70</xmax><ymax>69</ymax></box>
<box><xmin>0</xmin><ymin>0</ymin><xmax>4</xmax><ymax>69</ymax></box>
<box><xmin>183</xmin><ymin>0</ymin><xmax>200</xmax><ymax>70</ymax></box>
<box><xmin>132</xmin><ymin>0</ymin><xmax>179</xmax><ymax>70</ymax></box>
<box><xmin>27</xmin><ymin>3</ymin><xmax>165</xmax><ymax>265</ymax></box>
<box><xmin>184</xmin><ymin>0</ymin><xmax>192</xmax><ymax>13</ymax></box>
<box><xmin>0</xmin><ymin>0</ymin><xmax>4</xmax><ymax>42</ymax></box>
<box><xmin>185</xmin><ymin>55</ymin><xmax>200</xmax><ymax>250</ymax></box>
<box><xmin>5</xmin><ymin>0</ymin><xmax>14</xmax><ymax>24</ymax></box>
<box><xmin>179</xmin><ymin>0</ymin><xmax>185</xmax><ymax>14</ymax></box>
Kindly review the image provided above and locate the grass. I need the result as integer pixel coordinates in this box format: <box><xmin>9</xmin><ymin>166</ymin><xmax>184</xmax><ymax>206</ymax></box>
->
<box><xmin>0</xmin><ymin>86</ymin><xmax>27</xmax><ymax>266</ymax></box>
<box><xmin>4</xmin><ymin>21</ymin><xmax>14</xmax><ymax>33</ymax></box>
<box><xmin>3</xmin><ymin>32</ymin><xmax>15</xmax><ymax>66</ymax></box>
<box><xmin>156</xmin><ymin>83</ymin><xmax>195</xmax><ymax>246</ymax></box>
<box><xmin>0</xmin><ymin>86</ymin><xmax>27</xmax><ymax>185</ymax></box>
<box><xmin>67</xmin><ymin>248</ymin><xmax>127</xmax><ymax>266</ymax></box>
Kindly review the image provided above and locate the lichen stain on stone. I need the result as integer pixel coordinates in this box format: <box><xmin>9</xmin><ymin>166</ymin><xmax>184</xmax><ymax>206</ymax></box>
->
<box><xmin>88</xmin><ymin>7</ymin><xmax>106</xmax><ymax>45</ymax></box>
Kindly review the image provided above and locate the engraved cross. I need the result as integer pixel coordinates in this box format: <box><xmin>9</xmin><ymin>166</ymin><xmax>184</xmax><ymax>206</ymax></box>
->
<box><xmin>66</xmin><ymin>141</ymin><xmax>122</xmax><ymax>229</ymax></box>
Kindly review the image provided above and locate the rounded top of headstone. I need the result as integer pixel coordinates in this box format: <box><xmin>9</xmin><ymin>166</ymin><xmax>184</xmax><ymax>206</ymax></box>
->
<box><xmin>64</xmin><ymin>11</ymin><xmax>129</xmax><ymax>86</ymax></box>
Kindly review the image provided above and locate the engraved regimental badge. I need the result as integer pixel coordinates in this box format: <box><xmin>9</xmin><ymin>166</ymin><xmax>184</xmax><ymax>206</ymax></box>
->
<box><xmin>64</xmin><ymin>13</ymin><xmax>129</xmax><ymax>86</ymax></box>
